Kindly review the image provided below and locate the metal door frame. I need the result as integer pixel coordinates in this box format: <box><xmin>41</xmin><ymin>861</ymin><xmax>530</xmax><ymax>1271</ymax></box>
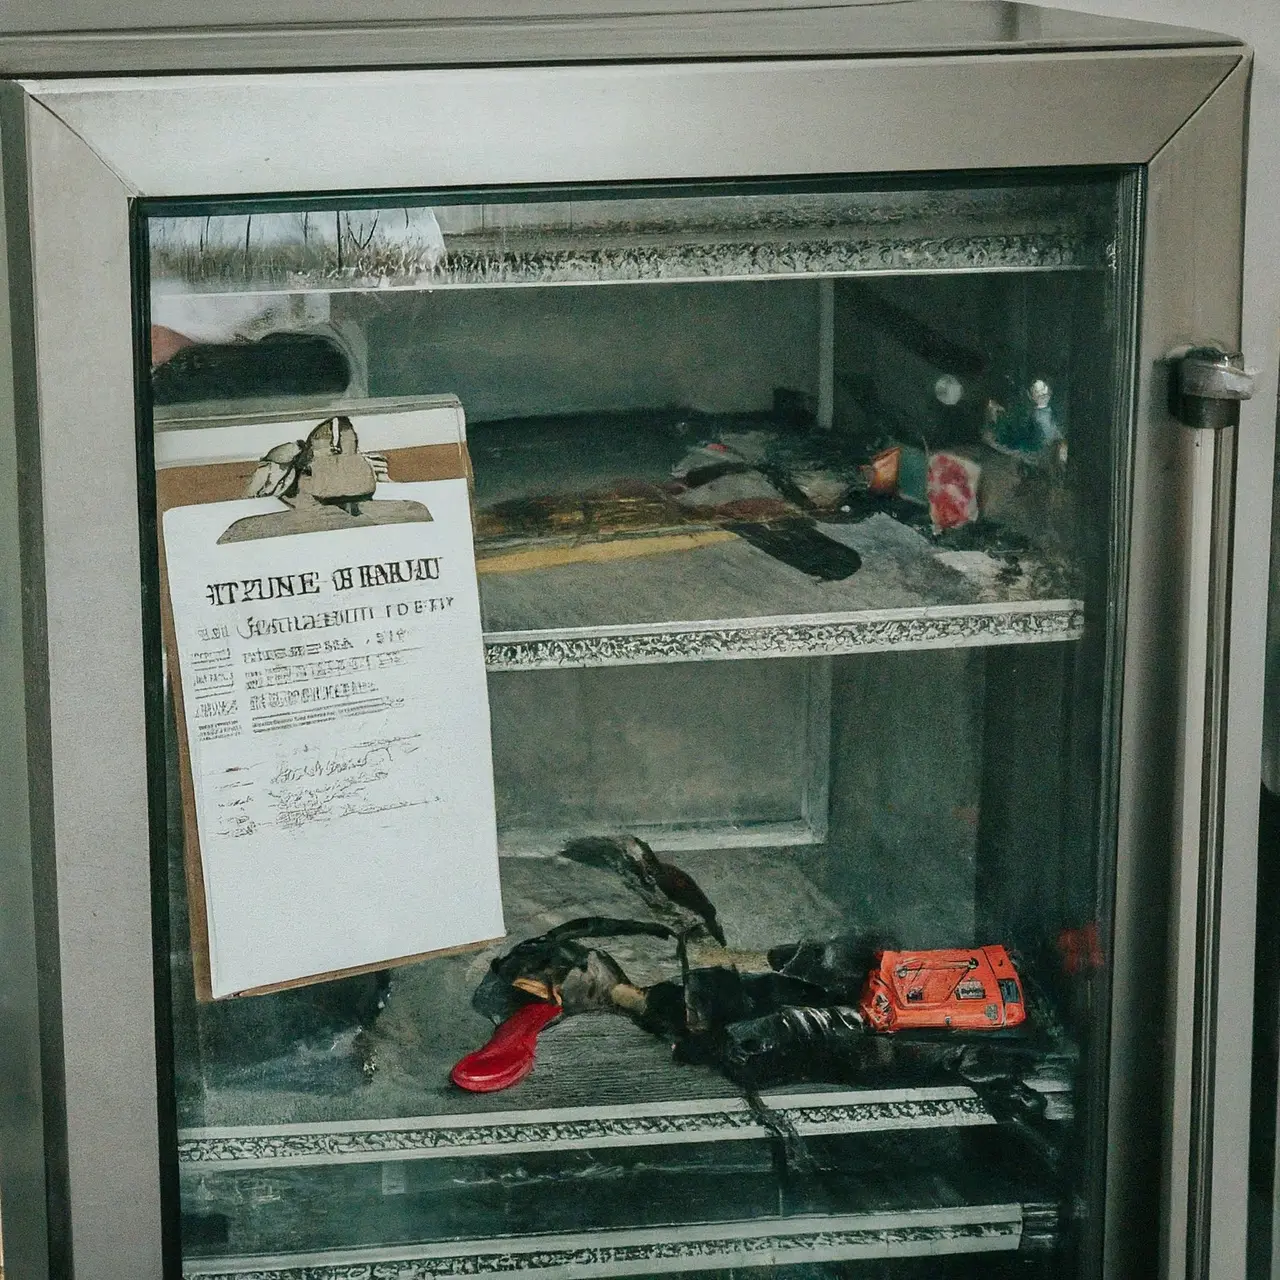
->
<box><xmin>0</xmin><ymin>42</ymin><xmax>1257</xmax><ymax>1279</ymax></box>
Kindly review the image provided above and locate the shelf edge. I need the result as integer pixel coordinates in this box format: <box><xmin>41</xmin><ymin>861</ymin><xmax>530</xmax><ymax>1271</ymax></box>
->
<box><xmin>483</xmin><ymin>599</ymin><xmax>1086</xmax><ymax>670</ymax></box>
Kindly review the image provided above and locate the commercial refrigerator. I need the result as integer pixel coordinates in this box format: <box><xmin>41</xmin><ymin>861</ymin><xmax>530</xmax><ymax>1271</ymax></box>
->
<box><xmin>0</xmin><ymin>4</ymin><xmax>1266</xmax><ymax>1278</ymax></box>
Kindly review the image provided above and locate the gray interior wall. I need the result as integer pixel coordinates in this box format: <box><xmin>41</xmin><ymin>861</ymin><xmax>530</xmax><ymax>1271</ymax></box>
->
<box><xmin>488</xmin><ymin>643</ymin><xmax>1008</xmax><ymax>955</ymax></box>
<box><xmin>833</xmin><ymin>275</ymin><xmax>1002</xmax><ymax>447</ymax></box>
<box><xmin>833</xmin><ymin>271</ymin><xmax>1096</xmax><ymax>451</ymax></box>
<box><xmin>488</xmin><ymin>659</ymin><xmax>820</xmax><ymax>848</ymax></box>
<box><xmin>974</xmin><ymin>643</ymin><xmax>1071</xmax><ymax>945</ymax></box>
<box><xmin>350</xmin><ymin>279</ymin><xmax>820</xmax><ymax>422</ymax></box>
<box><xmin>820</xmin><ymin>648</ymin><xmax>985</xmax><ymax>948</ymax></box>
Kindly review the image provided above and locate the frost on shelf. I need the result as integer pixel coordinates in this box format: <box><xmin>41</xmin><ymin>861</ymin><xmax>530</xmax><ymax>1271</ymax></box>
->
<box><xmin>148</xmin><ymin>186</ymin><xmax>1113</xmax><ymax>294</ymax></box>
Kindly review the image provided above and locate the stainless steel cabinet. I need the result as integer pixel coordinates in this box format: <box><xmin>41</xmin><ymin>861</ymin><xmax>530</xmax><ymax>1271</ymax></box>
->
<box><xmin>0</xmin><ymin>6</ymin><xmax>1260</xmax><ymax>1278</ymax></box>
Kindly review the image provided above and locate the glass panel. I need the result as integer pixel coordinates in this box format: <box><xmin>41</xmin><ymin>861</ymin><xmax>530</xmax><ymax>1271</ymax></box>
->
<box><xmin>144</xmin><ymin>171</ymin><xmax>1135</xmax><ymax>1279</ymax></box>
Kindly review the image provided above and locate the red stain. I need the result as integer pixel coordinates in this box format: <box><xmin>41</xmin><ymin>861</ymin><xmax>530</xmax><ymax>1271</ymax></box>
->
<box><xmin>1058</xmin><ymin>922</ymin><xmax>1105</xmax><ymax>974</ymax></box>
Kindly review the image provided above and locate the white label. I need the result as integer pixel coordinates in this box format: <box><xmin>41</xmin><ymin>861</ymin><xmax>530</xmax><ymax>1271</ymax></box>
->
<box><xmin>164</xmin><ymin>479</ymin><xmax>503</xmax><ymax>998</ymax></box>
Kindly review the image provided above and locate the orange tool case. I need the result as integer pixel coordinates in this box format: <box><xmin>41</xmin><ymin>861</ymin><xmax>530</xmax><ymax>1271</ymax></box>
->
<box><xmin>859</xmin><ymin>945</ymin><xmax>1026</xmax><ymax>1032</ymax></box>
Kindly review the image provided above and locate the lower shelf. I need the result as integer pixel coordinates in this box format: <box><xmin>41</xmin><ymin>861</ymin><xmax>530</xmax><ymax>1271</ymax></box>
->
<box><xmin>182</xmin><ymin>1204</ymin><xmax>1035</xmax><ymax>1279</ymax></box>
<box><xmin>173</xmin><ymin>841</ymin><xmax>1075</xmax><ymax>1275</ymax></box>
<box><xmin>178</xmin><ymin>1085</ymin><xmax>999</xmax><ymax>1170</ymax></box>
<box><xmin>175</xmin><ymin>844</ymin><xmax>1075</xmax><ymax>1143</ymax></box>
<box><xmin>178</xmin><ymin>1122</ymin><xmax>1061</xmax><ymax>1273</ymax></box>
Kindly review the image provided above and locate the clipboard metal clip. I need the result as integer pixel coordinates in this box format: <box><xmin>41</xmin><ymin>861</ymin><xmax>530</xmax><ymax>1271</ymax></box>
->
<box><xmin>221</xmin><ymin>418</ymin><xmax>428</xmax><ymax>545</ymax></box>
<box><xmin>247</xmin><ymin>416</ymin><xmax>387</xmax><ymax>506</ymax></box>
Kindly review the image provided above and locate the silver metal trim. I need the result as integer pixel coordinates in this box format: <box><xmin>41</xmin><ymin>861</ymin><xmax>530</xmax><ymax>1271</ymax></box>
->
<box><xmin>179</xmin><ymin>1205</ymin><xmax>1027</xmax><ymax>1279</ymax></box>
<box><xmin>1189</xmin><ymin>58</ymin><xmax>1265</xmax><ymax>1280</ymax></box>
<box><xmin>1186</xmin><ymin>421</ymin><xmax>1238</xmax><ymax>1279</ymax></box>
<box><xmin>21</xmin><ymin>51</ymin><xmax>1238</xmax><ymax>198</ymax></box>
<box><xmin>1103</xmin><ymin>53</ymin><xmax>1252</xmax><ymax>1280</ymax></box>
<box><xmin>176</xmin><ymin>1086</ymin><xmax>994</xmax><ymax>1169</ymax></box>
<box><xmin>0</xmin><ymin>79</ymin><xmax>56</xmax><ymax>1280</ymax></box>
<box><xmin>0</xmin><ymin>2</ymin><xmax>1241</xmax><ymax>77</ymax></box>
<box><xmin>0</xmin><ymin>0</ymin><xmax>1241</xmax><ymax>43</ymax></box>
<box><xmin>14</xmin><ymin>91</ymin><xmax>166</xmax><ymax>1278</ymax></box>
<box><xmin>482</xmin><ymin>600</ymin><xmax>1086</xmax><ymax>670</ymax></box>
<box><xmin>1178</xmin><ymin>350</ymin><xmax>1255</xmax><ymax>402</ymax></box>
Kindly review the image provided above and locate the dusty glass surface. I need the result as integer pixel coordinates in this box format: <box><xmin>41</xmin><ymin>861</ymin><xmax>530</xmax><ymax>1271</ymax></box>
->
<box><xmin>144</xmin><ymin>173</ymin><xmax>1135</xmax><ymax>1278</ymax></box>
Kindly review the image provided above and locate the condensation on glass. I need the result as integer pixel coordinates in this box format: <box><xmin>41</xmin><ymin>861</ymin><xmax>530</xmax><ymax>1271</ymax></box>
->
<box><xmin>145</xmin><ymin>173</ymin><xmax>1135</xmax><ymax>1278</ymax></box>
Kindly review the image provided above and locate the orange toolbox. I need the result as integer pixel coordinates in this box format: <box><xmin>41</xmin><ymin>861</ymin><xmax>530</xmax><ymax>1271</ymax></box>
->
<box><xmin>859</xmin><ymin>944</ymin><xmax>1026</xmax><ymax>1032</ymax></box>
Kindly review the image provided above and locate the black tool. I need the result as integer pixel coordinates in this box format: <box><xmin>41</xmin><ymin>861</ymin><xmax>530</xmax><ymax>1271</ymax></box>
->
<box><xmin>560</xmin><ymin>836</ymin><xmax>727</xmax><ymax>945</ymax></box>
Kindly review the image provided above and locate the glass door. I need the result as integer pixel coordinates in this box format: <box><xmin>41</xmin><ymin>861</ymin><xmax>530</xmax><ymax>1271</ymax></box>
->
<box><xmin>143</xmin><ymin>171</ymin><xmax>1137</xmax><ymax>1278</ymax></box>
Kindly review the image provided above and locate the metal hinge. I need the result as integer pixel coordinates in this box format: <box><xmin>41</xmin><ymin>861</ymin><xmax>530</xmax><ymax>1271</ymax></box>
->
<box><xmin>1170</xmin><ymin>346</ymin><xmax>1255</xmax><ymax>429</ymax></box>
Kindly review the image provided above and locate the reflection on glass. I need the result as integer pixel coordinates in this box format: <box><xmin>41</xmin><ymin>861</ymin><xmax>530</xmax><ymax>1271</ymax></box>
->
<box><xmin>148</xmin><ymin>174</ymin><xmax>1131</xmax><ymax>1278</ymax></box>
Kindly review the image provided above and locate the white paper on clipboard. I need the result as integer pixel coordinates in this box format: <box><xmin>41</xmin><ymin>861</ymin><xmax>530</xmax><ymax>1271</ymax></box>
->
<box><xmin>163</xmin><ymin>478</ymin><xmax>503</xmax><ymax>998</ymax></box>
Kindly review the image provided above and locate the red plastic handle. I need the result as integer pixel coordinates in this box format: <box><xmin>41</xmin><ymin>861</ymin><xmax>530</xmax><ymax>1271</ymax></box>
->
<box><xmin>450</xmin><ymin>1001</ymin><xmax>563</xmax><ymax>1092</ymax></box>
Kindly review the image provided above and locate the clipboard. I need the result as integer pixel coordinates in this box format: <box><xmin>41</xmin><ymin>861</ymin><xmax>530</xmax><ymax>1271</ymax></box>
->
<box><xmin>156</xmin><ymin>395</ymin><xmax>502</xmax><ymax>1001</ymax></box>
